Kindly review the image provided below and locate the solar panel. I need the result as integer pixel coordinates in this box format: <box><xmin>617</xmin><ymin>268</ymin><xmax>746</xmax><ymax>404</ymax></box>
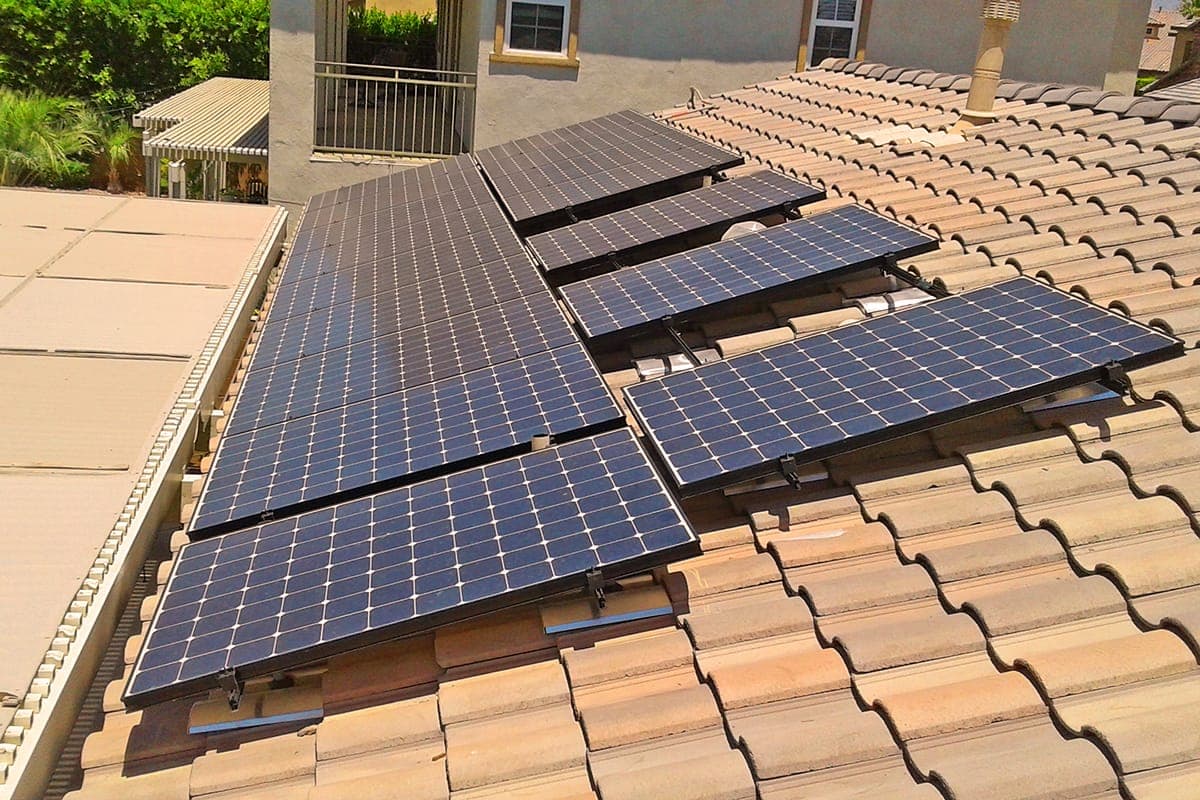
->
<box><xmin>228</xmin><ymin>293</ymin><xmax>578</xmax><ymax>435</ymax></box>
<box><xmin>306</xmin><ymin>154</ymin><xmax>477</xmax><ymax>212</ymax></box>
<box><xmin>127</xmin><ymin>428</ymin><xmax>699</xmax><ymax>708</ymax></box>
<box><xmin>252</xmin><ymin>256</ymin><xmax>547</xmax><ymax>370</ymax></box>
<box><xmin>191</xmin><ymin>341</ymin><xmax>624</xmax><ymax>535</ymax></box>
<box><xmin>527</xmin><ymin>171</ymin><xmax>825</xmax><ymax>272</ymax></box>
<box><xmin>560</xmin><ymin>205</ymin><xmax>938</xmax><ymax>342</ymax></box>
<box><xmin>278</xmin><ymin>218</ymin><xmax>527</xmax><ymax>292</ymax></box>
<box><xmin>625</xmin><ymin>277</ymin><xmax>1183</xmax><ymax>495</ymax></box>
<box><xmin>476</xmin><ymin>111</ymin><xmax>742</xmax><ymax>224</ymax></box>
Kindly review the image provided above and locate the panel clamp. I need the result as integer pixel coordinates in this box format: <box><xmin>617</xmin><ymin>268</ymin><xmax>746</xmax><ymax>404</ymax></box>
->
<box><xmin>1100</xmin><ymin>361</ymin><xmax>1132</xmax><ymax>395</ymax></box>
<box><xmin>661</xmin><ymin>315</ymin><xmax>701</xmax><ymax>367</ymax></box>
<box><xmin>778</xmin><ymin>454</ymin><xmax>804</xmax><ymax>489</ymax></box>
<box><xmin>565</xmin><ymin>206</ymin><xmax>579</xmax><ymax>224</ymax></box>
<box><xmin>586</xmin><ymin>568</ymin><xmax>607</xmax><ymax>614</ymax></box>
<box><xmin>217</xmin><ymin>668</ymin><xmax>244</xmax><ymax>711</ymax></box>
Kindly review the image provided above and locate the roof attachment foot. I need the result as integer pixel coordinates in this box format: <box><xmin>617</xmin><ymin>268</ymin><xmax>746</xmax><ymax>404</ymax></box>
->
<box><xmin>586</xmin><ymin>568</ymin><xmax>607</xmax><ymax>614</ymax></box>
<box><xmin>217</xmin><ymin>668</ymin><xmax>244</xmax><ymax>711</ymax></box>
<box><xmin>778</xmin><ymin>454</ymin><xmax>805</xmax><ymax>489</ymax></box>
<box><xmin>1100</xmin><ymin>361</ymin><xmax>1132</xmax><ymax>395</ymax></box>
<box><xmin>661</xmin><ymin>315</ymin><xmax>701</xmax><ymax>367</ymax></box>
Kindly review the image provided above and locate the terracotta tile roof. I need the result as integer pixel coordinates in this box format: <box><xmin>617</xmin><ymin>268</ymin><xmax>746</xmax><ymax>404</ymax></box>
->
<box><xmin>60</xmin><ymin>60</ymin><xmax>1200</xmax><ymax>800</ymax></box>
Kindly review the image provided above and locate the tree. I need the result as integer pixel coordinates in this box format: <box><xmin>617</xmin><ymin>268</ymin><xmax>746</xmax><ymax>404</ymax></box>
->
<box><xmin>1183</xmin><ymin>1</ymin><xmax>1200</xmax><ymax>19</ymax></box>
<box><xmin>96</xmin><ymin>119</ymin><xmax>137</xmax><ymax>193</ymax></box>
<box><xmin>0</xmin><ymin>88</ymin><xmax>99</xmax><ymax>186</ymax></box>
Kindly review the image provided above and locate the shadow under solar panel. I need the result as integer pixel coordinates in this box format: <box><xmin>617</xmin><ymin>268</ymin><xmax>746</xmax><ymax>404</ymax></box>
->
<box><xmin>561</xmin><ymin>204</ymin><xmax>938</xmax><ymax>343</ymax></box>
<box><xmin>191</xmin><ymin>341</ymin><xmax>625</xmax><ymax>536</ymax></box>
<box><xmin>126</xmin><ymin>428</ymin><xmax>700</xmax><ymax>708</ymax></box>
<box><xmin>526</xmin><ymin>171</ymin><xmax>826</xmax><ymax>272</ymax></box>
<box><xmin>625</xmin><ymin>277</ymin><xmax>1183</xmax><ymax>496</ymax></box>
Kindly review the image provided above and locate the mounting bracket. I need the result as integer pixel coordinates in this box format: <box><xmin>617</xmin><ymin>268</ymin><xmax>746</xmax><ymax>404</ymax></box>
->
<box><xmin>660</xmin><ymin>315</ymin><xmax>701</xmax><ymax>367</ymax></box>
<box><xmin>778</xmin><ymin>454</ymin><xmax>805</xmax><ymax>489</ymax></box>
<box><xmin>1100</xmin><ymin>361</ymin><xmax>1132</xmax><ymax>395</ymax></box>
<box><xmin>565</xmin><ymin>206</ymin><xmax>579</xmax><ymax>224</ymax></box>
<box><xmin>586</xmin><ymin>568</ymin><xmax>607</xmax><ymax>615</ymax></box>
<box><xmin>881</xmin><ymin>252</ymin><xmax>948</xmax><ymax>298</ymax></box>
<box><xmin>217</xmin><ymin>668</ymin><xmax>244</xmax><ymax>711</ymax></box>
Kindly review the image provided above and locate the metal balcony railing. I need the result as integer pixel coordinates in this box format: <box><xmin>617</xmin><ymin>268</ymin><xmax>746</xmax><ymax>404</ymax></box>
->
<box><xmin>314</xmin><ymin>61</ymin><xmax>476</xmax><ymax>159</ymax></box>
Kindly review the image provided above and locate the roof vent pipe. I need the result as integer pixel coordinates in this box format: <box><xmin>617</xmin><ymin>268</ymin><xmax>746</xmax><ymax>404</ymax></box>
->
<box><xmin>956</xmin><ymin>0</ymin><xmax>1021</xmax><ymax>130</ymax></box>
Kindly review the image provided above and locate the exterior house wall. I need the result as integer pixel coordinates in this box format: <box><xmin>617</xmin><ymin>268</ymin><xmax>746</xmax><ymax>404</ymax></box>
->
<box><xmin>469</xmin><ymin>0</ymin><xmax>805</xmax><ymax>149</ymax></box>
<box><xmin>864</xmin><ymin>0</ymin><xmax>1150</xmax><ymax>95</ymax></box>
<box><xmin>270</xmin><ymin>0</ymin><xmax>413</xmax><ymax>221</ymax></box>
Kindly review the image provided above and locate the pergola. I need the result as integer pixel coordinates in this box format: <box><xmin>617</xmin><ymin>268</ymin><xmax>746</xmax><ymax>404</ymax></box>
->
<box><xmin>134</xmin><ymin>77</ymin><xmax>269</xmax><ymax>202</ymax></box>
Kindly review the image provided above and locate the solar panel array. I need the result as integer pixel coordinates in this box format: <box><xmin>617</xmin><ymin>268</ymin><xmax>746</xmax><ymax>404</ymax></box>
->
<box><xmin>476</xmin><ymin>111</ymin><xmax>743</xmax><ymax>224</ymax></box>
<box><xmin>526</xmin><ymin>171</ymin><xmax>825</xmax><ymax>271</ymax></box>
<box><xmin>561</xmin><ymin>205</ymin><xmax>938</xmax><ymax>342</ymax></box>
<box><xmin>625</xmin><ymin>277</ymin><xmax>1183</xmax><ymax>495</ymax></box>
<box><xmin>191</xmin><ymin>155</ymin><xmax>622</xmax><ymax>536</ymax></box>
<box><xmin>126</xmin><ymin>428</ymin><xmax>698</xmax><ymax>707</ymax></box>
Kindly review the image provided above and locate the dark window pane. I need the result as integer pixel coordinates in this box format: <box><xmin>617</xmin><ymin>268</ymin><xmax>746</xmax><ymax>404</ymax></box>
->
<box><xmin>509</xmin><ymin>2</ymin><xmax>565</xmax><ymax>52</ymax></box>
<box><xmin>811</xmin><ymin>24</ymin><xmax>853</xmax><ymax>64</ymax></box>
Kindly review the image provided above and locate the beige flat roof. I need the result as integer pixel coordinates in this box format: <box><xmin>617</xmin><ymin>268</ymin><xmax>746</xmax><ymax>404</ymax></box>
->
<box><xmin>0</xmin><ymin>188</ymin><xmax>284</xmax><ymax>718</ymax></box>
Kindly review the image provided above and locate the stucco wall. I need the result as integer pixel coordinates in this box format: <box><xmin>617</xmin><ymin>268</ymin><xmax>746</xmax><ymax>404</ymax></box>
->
<box><xmin>865</xmin><ymin>0</ymin><xmax>1150</xmax><ymax>94</ymax></box>
<box><xmin>470</xmin><ymin>0</ymin><xmax>804</xmax><ymax>148</ymax></box>
<box><xmin>270</xmin><ymin>0</ymin><xmax>405</xmax><ymax>222</ymax></box>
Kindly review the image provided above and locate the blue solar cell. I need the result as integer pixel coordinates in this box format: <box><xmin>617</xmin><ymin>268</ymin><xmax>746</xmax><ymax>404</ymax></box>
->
<box><xmin>251</xmin><ymin>256</ymin><xmax>547</xmax><ymax>371</ymax></box>
<box><xmin>228</xmin><ymin>293</ymin><xmax>579</xmax><ymax>436</ymax></box>
<box><xmin>126</xmin><ymin>428</ymin><xmax>699</xmax><ymax>707</ymax></box>
<box><xmin>560</xmin><ymin>205</ymin><xmax>938</xmax><ymax>341</ymax></box>
<box><xmin>191</xmin><ymin>342</ymin><xmax>624</xmax><ymax>534</ymax></box>
<box><xmin>625</xmin><ymin>277</ymin><xmax>1183</xmax><ymax>494</ymax></box>
<box><xmin>526</xmin><ymin>171</ymin><xmax>825</xmax><ymax>271</ymax></box>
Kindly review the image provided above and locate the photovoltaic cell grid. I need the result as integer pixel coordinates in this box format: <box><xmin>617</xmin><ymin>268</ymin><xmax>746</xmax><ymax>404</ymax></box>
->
<box><xmin>127</xmin><ymin>428</ymin><xmax>699</xmax><ymax>707</ymax></box>
<box><xmin>526</xmin><ymin>171</ymin><xmax>825</xmax><ymax>271</ymax></box>
<box><xmin>561</xmin><ymin>204</ymin><xmax>938</xmax><ymax>341</ymax></box>
<box><xmin>625</xmin><ymin>277</ymin><xmax>1183</xmax><ymax>495</ymax></box>
<box><xmin>475</xmin><ymin>111</ymin><xmax>687</xmax><ymax>177</ymax></box>
<box><xmin>229</xmin><ymin>293</ymin><xmax>578</xmax><ymax>435</ymax></box>
<box><xmin>192</xmin><ymin>341</ymin><xmax>624</xmax><ymax>533</ymax></box>
<box><xmin>250</xmin><ymin>255</ymin><xmax>547</xmax><ymax>371</ymax></box>
<box><xmin>476</xmin><ymin>110</ymin><xmax>743</xmax><ymax>223</ymax></box>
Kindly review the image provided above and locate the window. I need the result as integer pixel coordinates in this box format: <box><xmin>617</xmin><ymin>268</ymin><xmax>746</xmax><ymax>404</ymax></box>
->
<box><xmin>507</xmin><ymin>1</ymin><xmax>569</xmax><ymax>54</ymax></box>
<box><xmin>807</xmin><ymin>0</ymin><xmax>862</xmax><ymax>67</ymax></box>
<box><xmin>494</xmin><ymin>0</ymin><xmax>579</xmax><ymax>65</ymax></box>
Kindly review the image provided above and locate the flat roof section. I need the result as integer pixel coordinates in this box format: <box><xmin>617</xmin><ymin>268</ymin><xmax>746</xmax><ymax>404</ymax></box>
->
<box><xmin>0</xmin><ymin>188</ymin><xmax>285</xmax><ymax>791</ymax></box>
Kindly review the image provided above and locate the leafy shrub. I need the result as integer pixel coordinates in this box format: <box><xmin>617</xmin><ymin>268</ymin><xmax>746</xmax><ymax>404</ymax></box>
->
<box><xmin>347</xmin><ymin>8</ymin><xmax>437</xmax><ymax>68</ymax></box>
<box><xmin>0</xmin><ymin>87</ymin><xmax>100</xmax><ymax>186</ymax></box>
<box><xmin>0</xmin><ymin>0</ymin><xmax>268</xmax><ymax>112</ymax></box>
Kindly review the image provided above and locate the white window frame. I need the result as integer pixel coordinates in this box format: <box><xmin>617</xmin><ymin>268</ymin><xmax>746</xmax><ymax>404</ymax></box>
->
<box><xmin>503</xmin><ymin>0</ymin><xmax>571</xmax><ymax>57</ymax></box>
<box><xmin>806</xmin><ymin>0</ymin><xmax>863</xmax><ymax>68</ymax></box>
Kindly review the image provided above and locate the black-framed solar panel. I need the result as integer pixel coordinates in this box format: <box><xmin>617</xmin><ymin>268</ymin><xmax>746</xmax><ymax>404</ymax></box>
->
<box><xmin>527</xmin><ymin>172</ymin><xmax>825</xmax><ymax>272</ymax></box>
<box><xmin>475</xmin><ymin>111</ymin><xmax>671</xmax><ymax>177</ymax></box>
<box><xmin>491</xmin><ymin>145</ymin><xmax>744</xmax><ymax>224</ymax></box>
<box><xmin>126</xmin><ymin>428</ymin><xmax>700</xmax><ymax>708</ymax></box>
<box><xmin>625</xmin><ymin>277</ymin><xmax>1184</xmax><ymax>496</ymax></box>
<box><xmin>279</xmin><ymin>217</ymin><xmax>527</xmax><ymax>291</ymax></box>
<box><xmin>295</xmin><ymin>172</ymin><xmax>498</xmax><ymax>247</ymax></box>
<box><xmin>306</xmin><ymin>154</ymin><xmax>477</xmax><ymax>212</ymax></box>
<box><xmin>251</xmin><ymin>255</ymin><xmax>547</xmax><ymax>371</ymax></box>
<box><xmin>286</xmin><ymin>196</ymin><xmax>520</xmax><ymax>275</ymax></box>
<box><xmin>560</xmin><ymin>205</ymin><xmax>938</xmax><ymax>343</ymax></box>
<box><xmin>191</xmin><ymin>341</ymin><xmax>624</xmax><ymax>536</ymax></box>
<box><xmin>228</xmin><ymin>292</ymin><xmax>578</xmax><ymax>436</ymax></box>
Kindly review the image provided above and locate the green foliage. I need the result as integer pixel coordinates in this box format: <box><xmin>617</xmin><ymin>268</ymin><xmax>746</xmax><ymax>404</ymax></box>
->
<box><xmin>1136</xmin><ymin>75</ymin><xmax>1159</xmax><ymax>93</ymax></box>
<box><xmin>97</xmin><ymin>118</ymin><xmax>136</xmax><ymax>191</ymax></box>
<box><xmin>0</xmin><ymin>0</ymin><xmax>268</xmax><ymax>112</ymax></box>
<box><xmin>0</xmin><ymin>87</ymin><xmax>100</xmax><ymax>186</ymax></box>
<box><xmin>347</xmin><ymin>8</ymin><xmax>437</xmax><ymax>68</ymax></box>
<box><xmin>1182</xmin><ymin>0</ymin><xmax>1200</xmax><ymax>19</ymax></box>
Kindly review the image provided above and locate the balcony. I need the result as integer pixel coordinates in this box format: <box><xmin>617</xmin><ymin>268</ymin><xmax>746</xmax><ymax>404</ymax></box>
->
<box><xmin>314</xmin><ymin>61</ymin><xmax>476</xmax><ymax>159</ymax></box>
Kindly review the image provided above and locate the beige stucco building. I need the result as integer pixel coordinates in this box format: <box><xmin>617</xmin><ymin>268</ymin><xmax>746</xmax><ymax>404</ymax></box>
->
<box><xmin>268</xmin><ymin>0</ymin><xmax>1152</xmax><ymax>216</ymax></box>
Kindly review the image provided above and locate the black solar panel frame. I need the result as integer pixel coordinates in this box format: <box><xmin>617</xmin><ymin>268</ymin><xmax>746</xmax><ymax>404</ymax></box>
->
<box><xmin>624</xmin><ymin>277</ymin><xmax>1185</xmax><ymax>497</ymax></box>
<box><xmin>126</xmin><ymin>428</ymin><xmax>701</xmax><ymax>709</ymax></box>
